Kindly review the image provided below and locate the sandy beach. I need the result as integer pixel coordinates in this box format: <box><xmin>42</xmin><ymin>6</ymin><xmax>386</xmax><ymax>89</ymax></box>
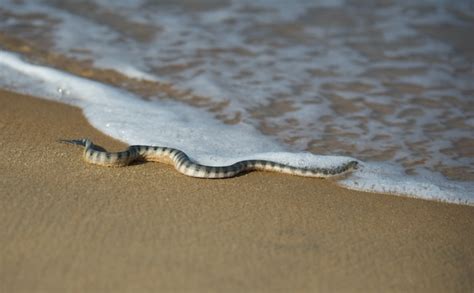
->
<box><xmin>0</xmin><ymin>89</ymin><xmax>473</xmax><ymax>292</ymax></box>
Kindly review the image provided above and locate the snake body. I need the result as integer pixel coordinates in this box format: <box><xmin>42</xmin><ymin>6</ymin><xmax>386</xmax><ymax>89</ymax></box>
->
<box><xmin>60</xmin><ymin>138</ymin><xmax>358</xmax><ymax>179</ymax></box>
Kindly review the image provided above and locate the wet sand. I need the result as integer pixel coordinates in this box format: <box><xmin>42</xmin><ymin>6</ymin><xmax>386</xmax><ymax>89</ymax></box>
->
<box><xmin>0</xmin><ymin>89</ymin><xmax>473</xmax><ymax>292</ymax></box>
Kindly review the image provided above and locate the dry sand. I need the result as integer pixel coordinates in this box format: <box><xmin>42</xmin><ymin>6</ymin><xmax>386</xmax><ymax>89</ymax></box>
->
<box><xmin>0</xmin><ymin>89</ymin><xmax>473</xmax><ymax>292</ymax></box>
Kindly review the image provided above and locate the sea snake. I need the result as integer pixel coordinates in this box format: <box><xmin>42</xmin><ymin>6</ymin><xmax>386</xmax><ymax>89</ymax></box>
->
<box><xmin>59</xmin><ymin>138</ymin><xmax>359</xmax><ymax>179</ymax></box>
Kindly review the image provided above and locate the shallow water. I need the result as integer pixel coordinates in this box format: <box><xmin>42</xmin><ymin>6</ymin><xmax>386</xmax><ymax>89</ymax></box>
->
<box><xmin>0</xmin><ymin>0</ymin><xmax>473</xmax><ymax>204</ymax></box>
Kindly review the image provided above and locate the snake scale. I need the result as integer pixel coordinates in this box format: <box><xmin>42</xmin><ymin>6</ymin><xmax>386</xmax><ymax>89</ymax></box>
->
<box><xmin>60</xmin><ymin>138</ymin><xmax>359</xmax><ymax>179</ymax></box>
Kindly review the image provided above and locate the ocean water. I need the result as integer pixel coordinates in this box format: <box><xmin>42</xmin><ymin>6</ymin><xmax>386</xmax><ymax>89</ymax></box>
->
<box><xmin>0</xmin><ymin>0</ymin><xmax>473</xmax><ymax>205</ymax></box>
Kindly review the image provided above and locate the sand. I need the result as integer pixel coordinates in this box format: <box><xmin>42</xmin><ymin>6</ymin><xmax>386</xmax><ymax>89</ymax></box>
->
<box><xmin>0</xmin><ymin>89</ymin><xmax>473</xmax><ymax>292</ymax></box>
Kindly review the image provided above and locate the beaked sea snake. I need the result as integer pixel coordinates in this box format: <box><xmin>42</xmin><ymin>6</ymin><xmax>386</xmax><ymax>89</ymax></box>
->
<box><xmin>59</xmin><ymin>138</ymin><xmax>359</xmax><ymax>179</ymax></box>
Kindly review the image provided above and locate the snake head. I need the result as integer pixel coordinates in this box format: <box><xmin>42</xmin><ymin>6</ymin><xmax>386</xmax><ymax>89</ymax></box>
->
<box><xmin>58</xmin><ymin>138</ymin><xmax>92</xmax><ymax>148</ymax></box>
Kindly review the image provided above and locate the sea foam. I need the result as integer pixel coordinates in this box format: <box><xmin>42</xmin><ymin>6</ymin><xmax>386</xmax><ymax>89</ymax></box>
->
<box><xmin>0</xmin><ymin>50</ymin><xmax>352</xmax><ymax>169</ymax></box>
<box><xmin>2</xmin><ymin>0</ymin><xmax>473</xmax><ymax>192</ymax></box>
<box><xmin>0</xmin><ymin>50</ymin><xmax>472</xmax><ymax>205</ymax></box>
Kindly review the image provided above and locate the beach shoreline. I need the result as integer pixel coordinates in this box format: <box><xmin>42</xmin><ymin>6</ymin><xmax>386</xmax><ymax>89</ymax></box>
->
<box><xmin>0</xmin><ymin>89</ymin><xmax>473</xmax><ymax>292</ymax></box>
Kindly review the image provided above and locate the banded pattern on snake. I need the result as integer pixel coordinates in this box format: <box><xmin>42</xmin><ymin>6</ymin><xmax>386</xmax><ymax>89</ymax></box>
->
<box><xmin>60</xmin><ymin>138</ymin><xmax>359</xmax><ymax>179</ymax></box>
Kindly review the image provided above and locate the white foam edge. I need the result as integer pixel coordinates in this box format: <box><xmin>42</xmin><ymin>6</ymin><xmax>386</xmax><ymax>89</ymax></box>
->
<box><xmin>0</xmin><ymin>50</ymin><xmax>472</xmax><ymax>206</ymax></box>
<box><xmin>340</xmin><ymin>162</ymin><xmax>474</xmax><ymax>206</ymax></box>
